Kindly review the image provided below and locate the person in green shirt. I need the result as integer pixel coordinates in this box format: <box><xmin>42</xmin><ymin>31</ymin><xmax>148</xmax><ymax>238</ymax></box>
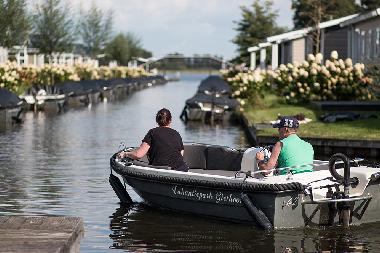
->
<box><xmin>256</xmin><ymin>116</ymin><xmax>314</xmax><ymax>175</ymax></box>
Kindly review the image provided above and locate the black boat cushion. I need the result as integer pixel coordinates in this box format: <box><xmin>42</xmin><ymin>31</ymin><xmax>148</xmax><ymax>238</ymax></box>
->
<box><xmin>183</xmin><ymin>144</ymin><xmax>208</xmax><ymax>170</ymax></box>
<box><xmin>205</xmin><ymin>146</ymin><xmax>243</xmax><ymax>171</ymax></box>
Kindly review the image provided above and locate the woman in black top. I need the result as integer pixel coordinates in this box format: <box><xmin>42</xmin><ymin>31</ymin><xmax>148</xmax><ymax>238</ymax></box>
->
<box><xmin>118</xmin><ymin>108</ymin><xmax>188</xmax><ymax>172</ymax></box>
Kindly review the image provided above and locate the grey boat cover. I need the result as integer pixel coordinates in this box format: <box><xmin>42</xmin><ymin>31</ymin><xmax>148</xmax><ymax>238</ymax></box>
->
<box><xmin>79</xmin><ymin>80</ymin><xmax>106</xmax><ymax>94</ymax></box>
<box><xmin>0</xmin><ymin>88</ymin><xmax>21</xmax><ymax>109</ymax></box>
<box><xmin>320</xmin><ymin>112</ymin><xmax>377</xmax><ymax>123</ymax></box>
<box><xmin>109</xmin><ymin>78</ymin><xmax>131</xmax><ymax>87</ymax></box>
<box><xmin>54</xmin><ymin>81</ymin><xmax>89</xmax><ymax>96</ymax></box>
<box><xmin>197</xmin><ymin>75</ymin><xmax>231</xmax><ymax>95</ymax></box>
<box><xmin>185</xmin><ymin>93</ymin><xmax>238</xmax><ymax>109</ymax></box>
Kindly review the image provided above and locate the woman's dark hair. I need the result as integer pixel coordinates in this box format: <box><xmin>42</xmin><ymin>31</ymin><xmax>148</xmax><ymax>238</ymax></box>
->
<box><xmin>156</xmin><ymin>108</ymin><xmax>172</xmax><ymax>126</ymax></box>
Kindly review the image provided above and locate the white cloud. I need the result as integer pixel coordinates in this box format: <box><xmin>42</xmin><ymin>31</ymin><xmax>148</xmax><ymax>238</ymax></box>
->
<box><xmin>47</xmin><ymin>0</ymin><xmax>293</xmax><ymax>60</ymax></box>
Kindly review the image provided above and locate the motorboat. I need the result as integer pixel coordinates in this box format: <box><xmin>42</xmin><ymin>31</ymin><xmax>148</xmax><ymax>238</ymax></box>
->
<box><xmin>180</xmin><ymin>75</ymin><xmax>238</xmax><ymax>122</ymax></box>
<box><xmin>109</xmin><ymin>143</ymin><xmax>380</xmax><ymax>230</ymax></box>
<box><xmin>181</xmin><ymin>93</ymin><xmax>238</xmax><ymax>122</ymax></box>
<box><xmin>20</xmin><ymin>85</ymin><xmax>66</xmax><ymax>112</ymax></box>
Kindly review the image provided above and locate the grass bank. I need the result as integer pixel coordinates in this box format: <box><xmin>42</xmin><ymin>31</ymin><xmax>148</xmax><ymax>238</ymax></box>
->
<box><xmin>243</xmin><ymin>95</ymin><xmax>380</xmax><ymax>140</ymax></box>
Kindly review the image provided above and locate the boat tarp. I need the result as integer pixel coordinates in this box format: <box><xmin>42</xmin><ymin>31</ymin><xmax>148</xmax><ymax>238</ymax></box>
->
<box><xmin>197</xmin><ymin>75</ymin><xmax>231</xmax><ymax>94</ymax></box>
<box><xmin>185</xmin><ymin>93</ymin><xmax>238</xmax><ymax>109</ymax></box>
<box><xmin>54</xmin><ymin>81</ymin><xmax>89</xmax><ymax>96</ymax></box>
<box><xmin>0</xmin><ymin>88</ymin><xmax>21</xmax><ymax>109</ymax></box>
<box><xmin>79</xmin><ymin>80</ymin><xmax>107</xmax><ymax>93</ymax></box>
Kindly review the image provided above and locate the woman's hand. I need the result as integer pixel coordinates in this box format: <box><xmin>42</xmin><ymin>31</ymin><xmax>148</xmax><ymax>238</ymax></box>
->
<box><xmin>118</xmin><ymin>151</ymin><xmax>128</xmax><ymax>159</ymax></box>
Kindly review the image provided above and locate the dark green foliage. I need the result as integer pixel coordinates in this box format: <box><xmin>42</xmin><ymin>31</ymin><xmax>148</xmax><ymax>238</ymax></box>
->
<box><xmin>292</xmin><ymin>0</ymin><xmax>359</xmax><ymax>29</ymax></box>
<box><xmin>150</xmin><ymin>54</ymin><xmax>224</xmax><ymax>70</ymax></box>
<box><xmin>31</xmin><ymin>0</ymin><xmax>75</xmax><ymax>57</ymax></box>
<box><xmin>360</xmin><ymin>0</ymin><xmax>380</xmax><ymax>11</ymax></box>
<box><xmin>79</xmin><ymin>3</ymin><xmax>113</xmax><ymax>58</ymax></box>
<box><xmin>105</xmin><ymin>32</ymin><xmax>152</xmax><ymax>66</ymax></box>
<box><xmin>232</xmin><ymin>0</ymin><xmax>287</xmax><ymax>64</ymax></box>
<box><xmin>0</xmin><ymin>0</ymin><xmax>30</xmax><ymax>47</ymax></box>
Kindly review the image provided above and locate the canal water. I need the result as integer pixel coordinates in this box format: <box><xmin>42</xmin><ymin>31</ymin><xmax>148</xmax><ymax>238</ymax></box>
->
<box><xmin>1</xmin><ymin>73</ymin><xmax>379</xmax><ymax>252</ymax></box>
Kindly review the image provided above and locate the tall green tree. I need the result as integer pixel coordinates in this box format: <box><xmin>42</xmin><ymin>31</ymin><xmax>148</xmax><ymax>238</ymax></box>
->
<box><xmin>359</xmin><ymin>0</ymin><xmax>380</xmax><ymax>11</ymax></box>
<box><xmin>79</xmin><ymin>2</ymin><xmax>113</xmax><ymax>58</ymax></box>
<box><xmin>0</xmin><ymin>0</ymin><xmax>30</xmax><ymax>47</ymax></box>
<box><xmin>105</xmin><ymin>32</ymin><xmax>152</xmax><ymax>66</ymax></box>
<box><xmin>232</xmin><ymin>0</ymin><xmax>287</xmax><ymax>64</ymax></box>
<box><xmin>292</xmin><ymin>0</ymin><xmax>359</xmax><ymax>29</ymax></box>
<box><xmin>31</xmin><ymin>0</ymin><xmax>75</xmax><ymax>59</ymax></box>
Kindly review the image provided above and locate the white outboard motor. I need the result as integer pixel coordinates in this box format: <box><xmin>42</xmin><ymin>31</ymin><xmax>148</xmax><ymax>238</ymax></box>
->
<box><xmin>241</xmin><ymin>147</ymin><xmax>272</xmax><ymax>178</ymax></box>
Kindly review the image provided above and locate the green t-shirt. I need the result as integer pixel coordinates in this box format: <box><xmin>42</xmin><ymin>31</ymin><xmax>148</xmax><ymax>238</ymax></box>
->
<box><xmin>277</xmin><ymin>134</ymin><xmax>314</xmax><ymax>175</ymax></box>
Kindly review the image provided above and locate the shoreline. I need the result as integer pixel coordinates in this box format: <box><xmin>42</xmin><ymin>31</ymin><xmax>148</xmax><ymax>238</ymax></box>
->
<box><xmin>238</xmin><ymin>113</ymin><xmax>380</xmax><ymax>159</ymax></box>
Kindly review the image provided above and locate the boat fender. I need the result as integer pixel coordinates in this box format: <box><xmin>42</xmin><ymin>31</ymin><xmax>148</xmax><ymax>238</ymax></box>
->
<box><xmin>240</xmin><ymin>193</ymin><xmax>272</xmax><ymax>231</ymax></box>
<box><xmin>328</xmin><ymin>153</ymin><xmax>358</xmax><ymax>188</ymax></box>
<box><xmin>109</xmin><ymin>173</ymin><xmax>133</xmax><ymax>205</ymax></box>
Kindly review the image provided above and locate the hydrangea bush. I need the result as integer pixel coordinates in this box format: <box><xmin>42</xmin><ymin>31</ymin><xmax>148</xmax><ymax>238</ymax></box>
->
<box><xmin>224</xmin><ymin>51</ymin><xmax>375</xmax><ymax>106</ymax></box>
<box><xmin>0</xmin><ymin>62</ymin><xmax>149</xmax><ymax>94</ymax></box>
<box><xmin>271</xmin><ymin>51</ymin><xmax>375</xmax><ymax>104</ymax></box>
<box><xmin>221</xmin><ymin>65</ymin><xmax>271</xmax><ymax>109</ymax></box>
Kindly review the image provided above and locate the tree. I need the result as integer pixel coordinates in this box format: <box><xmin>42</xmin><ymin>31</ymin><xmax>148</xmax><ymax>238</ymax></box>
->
<box><xmin>292</xmin><ymin>0</ymin><xmax>359</xmax><ymax>29</ymax></box>
<box><xmin>0</xmin><ymin>0</ymin><xmax>30</xmax><ymax>48</ymax></box>
<box><xmin>105</xmin><ymin>32</ymin><xmax>152</xmax><ymax>66</ymax></box>
<box><xmin>79</xmin><ymin>2</ymin><xmax>113</xmax><ymax>58</ymax></box>
<box><xmin>359</xmin><ymin>0</ymin><xmax>380</xmax><ymax>11</ymax></box>
<box><xmin>31</xmin><ymin>0</ymin><xmax>75</xmax><ymax>59</ymax></box>
<box><xmin>232</xmin><ymin>0</ymin><xmax>287</xmax><ymax>64</ymax></box>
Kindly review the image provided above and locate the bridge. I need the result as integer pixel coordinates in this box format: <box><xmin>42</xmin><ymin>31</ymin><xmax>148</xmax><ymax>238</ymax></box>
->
<box><xmin>138</xmin><ymin>53</ymin><xmax>233</xmax><ymax>71</ymax></box>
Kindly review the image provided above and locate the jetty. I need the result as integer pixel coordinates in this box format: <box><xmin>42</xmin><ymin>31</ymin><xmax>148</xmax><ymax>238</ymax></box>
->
<box><xmin>0</xmin><ymin>216</ymin><xmax>84</xmax><ymax>253</ymax></box>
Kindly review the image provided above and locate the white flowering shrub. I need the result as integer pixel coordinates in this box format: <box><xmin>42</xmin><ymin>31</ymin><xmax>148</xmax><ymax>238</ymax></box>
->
<box><xmin>273</xmin><ymin>51</ymin><xmax>375</xmax><ymax>104</ymax></box>
<box><xmin>222</xmin><ymin>65</ymin><xmax>272</xmax><ymax>110</ymax></box>
<box><xmin>0</xmin><ymin>62</ymin><xmax>22</xmax><ymax>93</ymax></box>
<box><xmin>0</xmin><ymin>61</ymin><xmax>149</xmax><ymax>94</ymax></box>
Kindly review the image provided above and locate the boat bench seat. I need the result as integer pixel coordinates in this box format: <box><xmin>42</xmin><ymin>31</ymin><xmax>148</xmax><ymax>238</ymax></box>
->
<box><xmin>184</xmin><ymin>144</ymin><xmax>243</xmax><ymax>171</ymax></box>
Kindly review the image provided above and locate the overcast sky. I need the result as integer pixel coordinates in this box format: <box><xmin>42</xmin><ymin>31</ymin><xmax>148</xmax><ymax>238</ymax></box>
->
<box><xmin>70</xmin><ymin>0</ymin><xmax>293</xmax><ymax>60</ymax></box>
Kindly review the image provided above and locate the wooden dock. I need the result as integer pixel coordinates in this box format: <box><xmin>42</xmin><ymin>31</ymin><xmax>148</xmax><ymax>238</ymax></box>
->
<box><xmin>0</xmin><ymin>216</ymin><xmax>84</xmax><ymax>253</ymax></box>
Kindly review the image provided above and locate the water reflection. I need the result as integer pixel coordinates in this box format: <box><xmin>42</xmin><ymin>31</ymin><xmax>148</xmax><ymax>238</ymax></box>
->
<box><xmin>109</xmin><ymin>204</ymin><xmax>272</xmax><ymax>252</ymax></box>
<box><xmin>110</xmin><ymin>204</ymin><xmax>378</xmax><ymax>252</ymax></box>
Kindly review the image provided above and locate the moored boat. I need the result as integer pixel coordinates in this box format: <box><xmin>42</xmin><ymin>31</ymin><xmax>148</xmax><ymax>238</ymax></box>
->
<box><xmin>20</xmin><ymin>85</ymin><xmax>66</xmax><ymax>112</ymax></box>
<box><xmin>181</xmin><ymin>75</ymin><xmax>238</xmax><ymax>122</ymax></box>
<box><xmin>110</xmin><ymin>143</ymin><xmax>380</xmax><ymax>229</ymax></box>
<box><xmin>0</xmin><ymin>88</ymin><xmax>23</xmax><ymax>129</ymax></box>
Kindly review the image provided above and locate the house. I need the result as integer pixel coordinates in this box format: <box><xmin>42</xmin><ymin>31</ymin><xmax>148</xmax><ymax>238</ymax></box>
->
<box><xmin>341</xmin><ymin>8</ymin><xmax>380</xmax><ymax>65</ymax></box>
<box><xmin>8</xmin><ymin>46</ymin><xmax>45</xmax><ymax>66</ymax></box>
<box><xmin>248</xmin><ymin>14</ymin><xmax>358</xmax><ymax>70</ymax></box>
<box><xmin>51</xmin><ymin>53</ymin><xmax>98</xmax><ymax>67</ymax></box>
<box><xmin>0</xmin><ymin>47</ymin><xmax>8</xmax><ymax>64</ymax></box>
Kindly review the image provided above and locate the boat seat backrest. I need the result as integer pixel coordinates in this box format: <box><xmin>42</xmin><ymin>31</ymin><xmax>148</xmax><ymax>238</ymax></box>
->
<box><xmin>183</xmin><ymin>144</ymin><xmax>208</xmax><ymax>170</ymax></box>
<box><xmin>205</xmin><ymin>146</ymin><xmax>243</xmax><ymax>171</ymax></box>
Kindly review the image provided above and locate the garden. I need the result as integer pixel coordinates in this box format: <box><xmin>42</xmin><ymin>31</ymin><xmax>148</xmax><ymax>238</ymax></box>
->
<box><xmin>0</xmin><ymin>62</ymin><xmax>149</xmax><ymax>95</ymax></box>
<box><xmin>222</xmin><ymin>51</ymin><xmax>380</xmax><ymax>140</ymax></box>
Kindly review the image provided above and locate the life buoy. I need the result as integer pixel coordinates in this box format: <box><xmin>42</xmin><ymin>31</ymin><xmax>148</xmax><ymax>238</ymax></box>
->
<box><xmin>328</xmin><ymin>153</ymin><xmax>351</xmax><ymax>187</ymax></box>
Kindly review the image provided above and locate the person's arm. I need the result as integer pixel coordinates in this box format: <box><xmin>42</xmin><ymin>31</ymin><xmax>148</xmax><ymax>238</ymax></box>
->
<box><xmin>256</xmin><ymin>142</ymin><xmax>282</xmax><ymax>174</ymax></box>
<box><xmin>118</xmin><ymin>142</ymin><xmax>150</xmax><ymax>160</ymax></box>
